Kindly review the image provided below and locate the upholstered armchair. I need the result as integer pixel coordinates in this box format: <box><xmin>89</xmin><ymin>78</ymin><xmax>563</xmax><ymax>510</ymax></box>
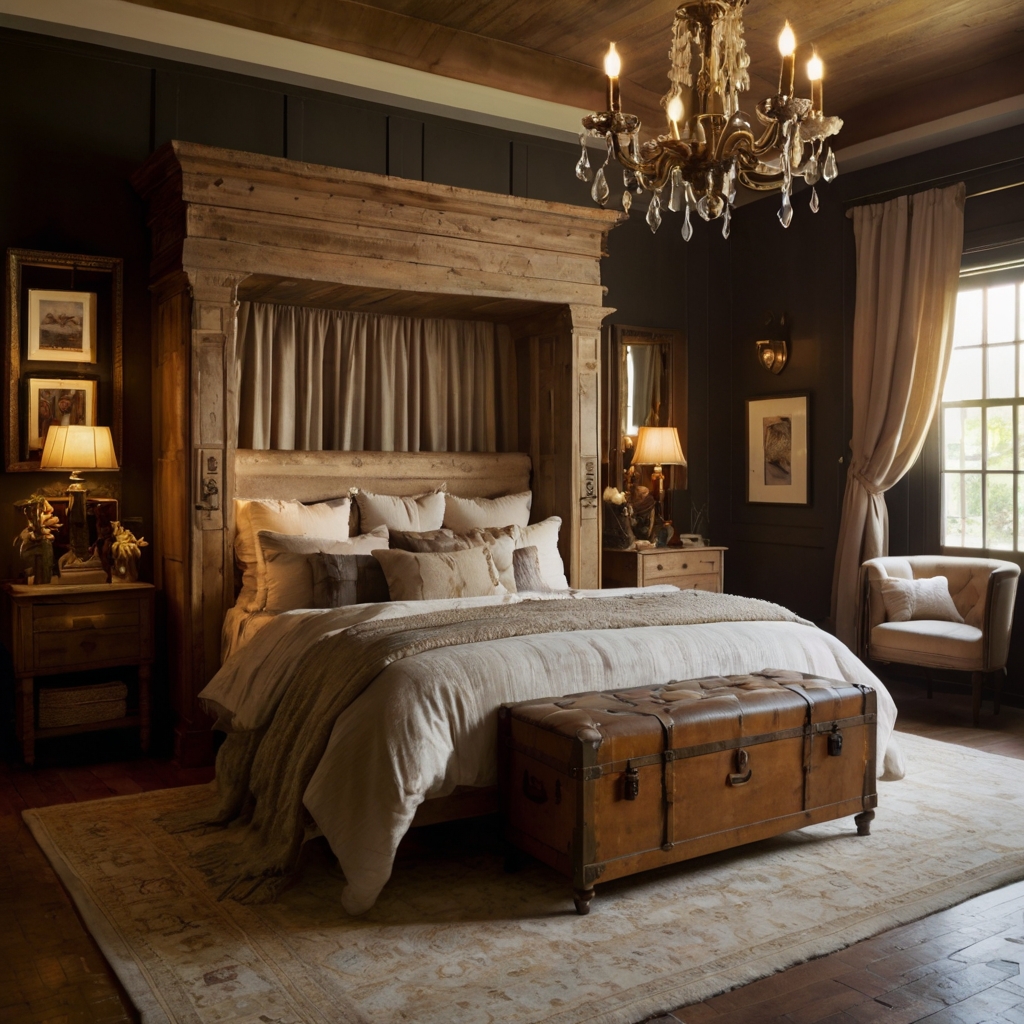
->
<box><xmin>860</xmin><ymin>555</ymin><xmax>1019</xmax><ymax>725</ymax></box>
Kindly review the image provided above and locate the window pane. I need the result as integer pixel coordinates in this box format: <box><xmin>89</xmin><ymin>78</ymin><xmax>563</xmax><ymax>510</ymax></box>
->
<box><xmin>943</xmin><ymin>406</ymin><xmax>982</xmax><ymax>469</ymax></box>
<box><xmin>986</xmin><ymin>406</ymin><xmax>1014</xmax><ymax>470</ymax></box>
<box><xmin>986</xmin><ymin>474</ymin><xmax>1014</xmax><ymax>549</ymax></box>
<box><xmin>987</xmin><ymin>345</ymin><xmax>1016</xmax><ymax>398</ymax></box>
<box><xmin>988</xmin><ymin>284</ymin><xmax>1017</xmax><ymax>343</ymax></box>
<box><xmin>944</xmin><ymin>348</ymin><xmax>983</xmax><ymax>401</ymax></box>
<box><xmin>953</xmin><ymin>290</ymin><xmax>983</xmax><ymax>348</ymax></box>
<box><xmin>944</xmin><ymin>472</ymin><xmax>983</xmax><ymax>548</ymax></box>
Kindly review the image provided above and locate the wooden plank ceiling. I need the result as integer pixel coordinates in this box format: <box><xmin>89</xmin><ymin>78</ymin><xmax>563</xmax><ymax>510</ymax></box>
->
<box><xmin>128</xmin><ymin>0</ymin><xmax>1024</xmax><ymax>147</ymax></box>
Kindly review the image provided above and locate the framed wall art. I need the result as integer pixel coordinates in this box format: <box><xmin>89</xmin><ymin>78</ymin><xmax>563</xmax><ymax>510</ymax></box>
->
<box><xmin>5</xmin><ymin>248</ymin><xmax>122</xmax><ymax>471</ymax></box>
<box><xmin>27</xmin><ymin>289</ymin><xmax>97</xmax><ymax>363</ymax></box>
<box><xmin>26</xmin><ymin>377</ymin><xmax>97</xmax><ymax>451</ymax></box>
<box><xmin>746</xmin><ymin>393</ymin><xmax>809</xmax><ymax>505</ymax></box>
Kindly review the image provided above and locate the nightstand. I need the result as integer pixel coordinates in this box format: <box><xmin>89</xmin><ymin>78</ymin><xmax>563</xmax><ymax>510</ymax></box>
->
<box><xmin>0</xmin><ymin>582</ymin><xmax>155</xmax><ymax>765</ymax></box>
<box><xmin>602</xmin><ymin>546</ymin><xmax>727</xmax><ymax>592</ymax></box>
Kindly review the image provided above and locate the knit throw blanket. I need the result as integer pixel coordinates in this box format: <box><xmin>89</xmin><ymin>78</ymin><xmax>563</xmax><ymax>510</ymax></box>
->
<box><xmin>187</xmin><ymin>590</ymin><xmax>811</xmax><ymax>902</ymax></box>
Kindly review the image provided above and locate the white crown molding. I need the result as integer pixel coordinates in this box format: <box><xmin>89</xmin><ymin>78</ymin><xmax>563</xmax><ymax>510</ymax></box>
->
<box><xmin>0</xmin><ymin>0</ymin><xmax>591</xmax><ymax>144</ymax></box>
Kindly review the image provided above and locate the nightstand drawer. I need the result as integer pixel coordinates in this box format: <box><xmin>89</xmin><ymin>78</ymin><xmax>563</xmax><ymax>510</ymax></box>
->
<box><xmin>31</xmin><ymin>598</ymin><xmax>140</xmax><ymax>633</ymax></box>
<box><xmin>660</xmin><ymin>572</ymin><xmax>721</xmax><ymax>593</ymax></box>
<box><xmin>640</xmin><ymin>549</ymin><xmax>720</xmax><ymax>584</ymax></box>
<box><xmin>34</xmin><ymin>627</ymin><xmax>141</xmax><ymax>670</ymax></box>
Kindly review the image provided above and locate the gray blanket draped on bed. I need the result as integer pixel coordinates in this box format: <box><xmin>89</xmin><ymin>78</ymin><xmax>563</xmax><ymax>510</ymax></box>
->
<box><xmin>183</xmin><ymin>591</ymin><xmax>810</xmax><ymax>903</ymax></box>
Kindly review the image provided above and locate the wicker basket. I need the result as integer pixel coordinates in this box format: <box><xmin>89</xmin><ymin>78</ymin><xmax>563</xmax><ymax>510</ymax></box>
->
<box><xmin>38</xmin><ymin>682</ymin><xmax>128</xmax><ymax>729</ymax></box>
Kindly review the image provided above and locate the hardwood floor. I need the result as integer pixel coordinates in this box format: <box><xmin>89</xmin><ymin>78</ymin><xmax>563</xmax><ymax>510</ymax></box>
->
<box><xmin>0</xmin><ymin>682</ymin><xmax>1021</xmax><ymax>1024</ymax></box>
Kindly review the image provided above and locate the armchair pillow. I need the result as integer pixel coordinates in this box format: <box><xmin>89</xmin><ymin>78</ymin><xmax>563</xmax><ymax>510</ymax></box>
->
<box><xmin>880</xmin><ymin>575</ymin><xmax>964</xmax><ymax>624</ymax></box>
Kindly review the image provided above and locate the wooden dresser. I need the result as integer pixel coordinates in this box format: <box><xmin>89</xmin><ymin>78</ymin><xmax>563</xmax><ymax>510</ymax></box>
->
<box><xmin>602</xmin><ymin>546</ymin><xmax>726</xmax><ymax>593</ymax></box>
<box><xmin>0</xmin><ymin>582</ymin><xmax>155</xmax><ymax>764</ymax></box>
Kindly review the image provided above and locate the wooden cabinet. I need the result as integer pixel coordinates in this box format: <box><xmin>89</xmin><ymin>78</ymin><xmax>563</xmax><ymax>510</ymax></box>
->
<box><xmin>602</xmin><ymin>546</ymin><xmax>727</xmax><ymax>593</ymax></box>
<box><xmin>0</xmin><ymin>582</ymin><xmax>155</xmax><ymax>765</ymax></box>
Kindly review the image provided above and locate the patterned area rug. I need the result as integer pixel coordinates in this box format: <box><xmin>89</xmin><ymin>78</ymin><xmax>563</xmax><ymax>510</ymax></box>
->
<box><xmin>24</xmin><ymin>732</ymin><xmax>1024</xmax><ymax>1024</ymax></box>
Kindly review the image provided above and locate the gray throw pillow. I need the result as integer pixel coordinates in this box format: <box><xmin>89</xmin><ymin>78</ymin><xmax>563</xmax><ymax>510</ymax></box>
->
<box><xmin>309</xmin><ymin>552</ymin><xmax>391</xmax><ymax>608</ymax></box>
<box><xmin>389</xmin><ymin>528</ymin><xmax>464</xmax><ymax>552</ymax></box>
<box><xmin>513</xmin><ymin>545</ymin><xmax>551</xmax><ymax>593</ymax></box>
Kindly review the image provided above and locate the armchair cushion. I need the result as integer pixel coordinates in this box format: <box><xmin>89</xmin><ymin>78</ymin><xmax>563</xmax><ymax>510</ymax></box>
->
<box><xmin>871</xmin><ymin>620</ymin><xmax>983</xmax><ymax>672</ymax></box>
<box><xmin>879</xmin><ymin>576</ymin><xmax>963</xmax><ymax>624</ymax></box>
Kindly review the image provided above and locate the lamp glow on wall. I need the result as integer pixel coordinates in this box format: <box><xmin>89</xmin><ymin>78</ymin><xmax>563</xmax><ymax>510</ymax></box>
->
<box><xmin>632</xmin><ymin>426</ymin><xmax>686</xmax><ymax>519</ymax></box>
<box><xmin>40</xmin><ymin>425</ymin><xmax>119</xmax><ymax>560</ymax></box>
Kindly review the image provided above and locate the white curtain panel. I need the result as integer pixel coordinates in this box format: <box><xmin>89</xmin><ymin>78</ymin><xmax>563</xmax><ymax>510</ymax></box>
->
<box><xmin>831</xmin><ymin>183</ymin><xmax>966</xmax><ymax>650</ymax></box>
<box><xmin>236</xmin><ymin>302</ymin><xmax>518</xmax><ymax>453</ymax></box>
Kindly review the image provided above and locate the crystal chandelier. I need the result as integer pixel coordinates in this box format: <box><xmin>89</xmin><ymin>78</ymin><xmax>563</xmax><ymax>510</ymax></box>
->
<box><xmin>577</xmin><ymin>0</ymin><xmax>843</xmax><ymax>239</ymax></box>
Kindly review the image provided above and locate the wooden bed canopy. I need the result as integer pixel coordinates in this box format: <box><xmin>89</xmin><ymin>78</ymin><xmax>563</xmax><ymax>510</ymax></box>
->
<box><xmin>132</xmin><ymin>140</ymin><xmax>623</xmax><ymax>765</ymax></box>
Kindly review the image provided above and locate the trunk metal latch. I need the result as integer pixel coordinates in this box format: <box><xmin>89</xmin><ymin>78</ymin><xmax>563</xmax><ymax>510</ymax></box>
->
<box><xmin>623</xmin><ymin>763</ymin><xmax>640</xmax><ymax>800</ymax></box>
<box><xmin>828</xmin><ymin>724</ymin><xmax>843</xmax><ymax>756</ymax></box>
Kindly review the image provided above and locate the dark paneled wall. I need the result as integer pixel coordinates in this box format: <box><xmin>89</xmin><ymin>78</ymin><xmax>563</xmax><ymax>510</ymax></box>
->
<box><xmin>0</xmin><ymin>26</ymin><xmax>606</xmax><ymax>581</ymax></box>
<box><xmin>709</xmin><ymin>122</ymin><xmax>1024</xmax><ymax>695</ymax></box>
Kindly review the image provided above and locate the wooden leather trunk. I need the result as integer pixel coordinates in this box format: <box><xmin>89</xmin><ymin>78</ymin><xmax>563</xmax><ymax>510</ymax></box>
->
<box><xmin>498</xmin><ymin>672</ymin><xmax>877</xmax><ymax>914</ymax></box>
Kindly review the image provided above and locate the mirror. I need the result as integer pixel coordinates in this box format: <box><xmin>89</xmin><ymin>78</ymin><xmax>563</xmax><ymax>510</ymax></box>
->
<box><xmin>606</xmin><ymin>325</ymin><xmax>686</xmax><ymax>496</ymax></box>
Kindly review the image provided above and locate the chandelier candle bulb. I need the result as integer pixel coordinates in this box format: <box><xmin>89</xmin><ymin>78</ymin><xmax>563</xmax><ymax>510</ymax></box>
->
<box><xmin>604</xmin><ymin>43</ymin><xmax>621</xmax><ymax>112</ymax></box>
<box><xmin>778</xmin><ymin>22</ymin><xmax>796</xmax><ymax>98</ymax></box>
<box><xmin>667</xmin><ymin>94</ymin><xmax>684</xmax><ymax>140</ymax></box>
<box><xmin>807</xmin><ymin>51</ymin><xmax>824</xmax><ymax>113</ymax></box>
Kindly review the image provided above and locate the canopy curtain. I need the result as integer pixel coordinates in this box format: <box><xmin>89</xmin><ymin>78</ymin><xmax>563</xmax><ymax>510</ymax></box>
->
<box><xmin>235</xmin><ymin>302</ymin><xmax>518</xmax><ymax>452</ymax></box>
<box><xmin>831</xmin><ymin>183</ymin><xmax>966</xmax><ymax>649</ymax></box>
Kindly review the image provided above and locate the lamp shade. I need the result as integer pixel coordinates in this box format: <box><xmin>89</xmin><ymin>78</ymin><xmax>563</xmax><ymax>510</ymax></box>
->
<box><xmin>40</xmin><ymin>425</ymin><xmax>119</xmax><ymax>471</ymax></box>
<box><xmin>632</xmin><ymin>426</ymin><xmax>686</xmax><ymax>467</ymax></box>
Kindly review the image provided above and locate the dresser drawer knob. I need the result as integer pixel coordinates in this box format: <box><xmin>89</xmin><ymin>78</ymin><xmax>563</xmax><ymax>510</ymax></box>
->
<box><xmin>656</xmin><ymin>564</ymin><xmax>663</xmax><ymax>571</ymax></box>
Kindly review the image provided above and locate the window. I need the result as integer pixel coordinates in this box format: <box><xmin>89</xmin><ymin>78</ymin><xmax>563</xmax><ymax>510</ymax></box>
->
<box><xmin>941</xmin><ymin>274</ymin><xmax>1024</xmax><ymax>550</ymax></box>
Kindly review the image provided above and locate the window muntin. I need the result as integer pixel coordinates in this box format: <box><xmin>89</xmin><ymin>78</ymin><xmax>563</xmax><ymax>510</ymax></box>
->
<box><xmin>941</xmin><ymin>277</ymin><xmax>1024</xmax><ymax>550</ymax></box>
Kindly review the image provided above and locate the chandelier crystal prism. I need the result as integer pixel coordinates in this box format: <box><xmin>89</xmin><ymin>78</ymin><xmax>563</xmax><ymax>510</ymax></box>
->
<box><xmin>577</xmin><ymin>0</ymin><xmax>843</xmax><ymax>239</ymax></box>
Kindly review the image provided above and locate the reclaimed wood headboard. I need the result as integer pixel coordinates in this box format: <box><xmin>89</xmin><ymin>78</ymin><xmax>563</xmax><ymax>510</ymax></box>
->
<box><xmin>232</xmin><ymin>449</ymin><xmax>532</xmax><ymax>505</ymax></box>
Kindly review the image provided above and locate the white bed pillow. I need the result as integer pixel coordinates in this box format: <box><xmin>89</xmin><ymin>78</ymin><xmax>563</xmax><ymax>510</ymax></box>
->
<box><xmin>257</xmin><ymin>526</ymin><xmax>388</xmax><ymax>612</ymax></box>
<box><xmin>373</xmin><ymin>546</ymin><xmax>507</xmax><ymax>601</ymax></box>
<box><xmin>880</xmin><ymin>575</ymin><xmax>963</xmax><ymax>624</ymax></box>
<box><xmin>443</xmin><ymin>491</ymin><xmax>532</xmax><ymax>531</ymax></box>
<box><xmin>234</xmin><ymin>497</ymin><xmax>351</xmax><ymax>611</ymax></box>
<box><xmin>354</xmin><ymin>490</ymin><xmax>445</xmax><ymax>534</ymax></box>
<box><xmin>513</xmin><ymin>516</ymin><xmax>568</xmax><ymax>591</ymax></box>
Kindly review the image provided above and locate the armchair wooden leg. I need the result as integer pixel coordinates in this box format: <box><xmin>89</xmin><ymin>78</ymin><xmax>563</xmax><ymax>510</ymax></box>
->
<box><xmin>971</xmin><ymin>671</ymin><xmax>984</xmax><ymax>727</ymax></box>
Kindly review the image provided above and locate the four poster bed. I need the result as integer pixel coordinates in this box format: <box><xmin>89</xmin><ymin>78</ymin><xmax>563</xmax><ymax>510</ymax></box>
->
<box><xmin>133</xmin><ymin>142</ymin><xmax>903</xmax><ymax>914</ymax></box>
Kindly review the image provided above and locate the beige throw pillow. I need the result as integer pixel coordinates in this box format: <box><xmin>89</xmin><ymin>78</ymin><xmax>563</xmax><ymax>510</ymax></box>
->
<box><xmin>880</xmin><ymin>575</ymin><xmax>964</xmax><ymax>624</ymax></box>
<box><xmin>443</xmin><ymin>491</ymin><xmax>532</xmax><ymax>531</ymax></box>
<box><xmin>354</xmin><ymin>489</ymin><xmax>446</xmax><ymax>533</ymax></box>
<box><xmin>373</xmin><ymin>547</ymin><xmax>507</xmax><ymax>601</ymax></box>
<box><xmin>257</xmin><ymin>526</ymin><xmax>388</xmax><ymax>612</ymax></box>
<box><xmin>234</xmin><ymin>497</ymin><xmax>351</xmax><ymax>611</ymax></box>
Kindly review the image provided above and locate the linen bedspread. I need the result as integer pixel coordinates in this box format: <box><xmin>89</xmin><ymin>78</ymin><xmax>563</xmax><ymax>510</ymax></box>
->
<box><xmin>200</xmin><ymin>589</ymin><xmax>902</xmax><ymax>914</ymax></box>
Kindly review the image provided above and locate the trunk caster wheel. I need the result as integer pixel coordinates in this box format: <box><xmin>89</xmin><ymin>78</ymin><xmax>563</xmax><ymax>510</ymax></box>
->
<box><xmin>855</xmin><ymin>810</ymin><xmax>875</xmax><ymax>836</ymax></box>
<box><xmin>573</xmin><ymin>887</ymin><xmax>595</xmax><ymax>915</ymax></box>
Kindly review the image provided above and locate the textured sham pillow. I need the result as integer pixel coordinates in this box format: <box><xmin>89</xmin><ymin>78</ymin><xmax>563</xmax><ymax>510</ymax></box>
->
<box><xmin>880</xmin><ymin>575</ymin><xmax>964</xmax><ymax>624</ymax></box>
<box><xmin>389</xmin><ymin>528</ymin><xmax>462</xmax><ymax>552</ymax></box>
<box><xmin>512</xmin><ymin>545</ymin><xmax>551</xmax><ymax>593</ymax></box>
<box><xmin>310</xmin><ymin>553</ymin><xmax>391</xmax><ymax>608</ymax></box>
<box><xmin>256</xmin><ymin>526</ymin><xmax>388</xmax><ymax>612</ymax></box>
<box><xmin>443</xmin><ymin>491</ymin><xmax>532</xmax><ymax>532</ymax></box>
<box><xmin>373</xmin><ymin>546</ymin><xmax>507</xmax><ymax>601</ymax></box>
<box><xmin>512</xmin><ymin>516</ymin><xmax>569</xmax><ymax>590</ymax></box>
<box><xmin>234</xmin><ymin>496</ymin><xmax>351</xmax><ymax>611</ymax></box>
<box><xmin>353</xmin><ymin>489</ymin><xmax>446</xmax><ymax>534</ymax></box>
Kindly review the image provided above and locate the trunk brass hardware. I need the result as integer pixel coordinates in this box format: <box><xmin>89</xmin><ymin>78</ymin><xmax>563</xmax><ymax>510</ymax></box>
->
<box><xmin>623</xmin><ymin>764</ymin><xmax>640</xmax><ymax>800</ymax></box>
<box><xmin>728</xmin><ymin>748</ymin><xmax>752</xmax><ymax>786</ymax></box>
<box><xmin>522</xmin><ymin>770</ymin><xmax>548</xmax><ymax>804</ymax></box>
<box><xmin>828</xmin><ymin>725</ymin><xmax>843</xmax><ymax>756</ymax></box>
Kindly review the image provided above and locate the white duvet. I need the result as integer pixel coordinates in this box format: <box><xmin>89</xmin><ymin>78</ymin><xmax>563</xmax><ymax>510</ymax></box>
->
<box><xmin>200</xmin><ymin>588</ymin><xmax>903</xmax><ymax>914</ymax></box>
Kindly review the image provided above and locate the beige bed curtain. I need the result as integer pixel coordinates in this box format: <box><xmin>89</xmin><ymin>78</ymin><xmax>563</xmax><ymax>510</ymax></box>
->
<box><xmin>236</xmin><ymin>302</ymin><xmax>518</xmax><ymax>452</ymax></box>
<box><xmin>831</xmin><ymin>183</ymin><xmax>966</xmax><ymax>649</ymax></box>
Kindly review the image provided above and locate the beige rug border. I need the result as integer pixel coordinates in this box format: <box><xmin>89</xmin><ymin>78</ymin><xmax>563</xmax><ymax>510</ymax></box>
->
<box><xmin>22</xmin><ymin>732</ymin><xmax>1024</xmax><ymax>1024</ymax></box>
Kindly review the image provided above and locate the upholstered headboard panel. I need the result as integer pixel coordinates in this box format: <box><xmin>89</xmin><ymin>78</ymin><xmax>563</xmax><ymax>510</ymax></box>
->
<box><xmin>232</xmin><ymin>449</ymin><xmax>532</xmax><ymax>503</ymax></box>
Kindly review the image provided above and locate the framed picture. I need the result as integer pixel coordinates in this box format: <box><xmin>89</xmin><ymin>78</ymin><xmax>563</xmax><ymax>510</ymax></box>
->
<box><xmin>27</xmin><ymin>289</ymin><xmax>97</xmax><ymax>363</ymax></box>
<box><xmin>27</xmin><ymin>377</ymin><xmax>97</xmax><ymax>451</ymax></box>
<box><xmin>746</xmin><ymin>393</ymin><xmax>809</xmax><ymax>505</ymax></box>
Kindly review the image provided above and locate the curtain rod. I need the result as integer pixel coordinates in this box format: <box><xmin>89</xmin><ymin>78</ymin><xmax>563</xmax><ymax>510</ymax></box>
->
<box><xmin>842</xmin><ymin>154</ymin><xmax>1024</xmax><ymax>208</ymax></box>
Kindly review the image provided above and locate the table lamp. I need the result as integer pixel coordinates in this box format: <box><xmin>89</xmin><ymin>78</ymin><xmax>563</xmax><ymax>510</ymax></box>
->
<box><xmin>40</xmin><ymin>425</ymin><xmax>119</xmax><ymax>562</ymax></box>
<box><xmin>632</xmin><ymin>426</ymin><xmax>686</xmax><ymax>520</ymax></box>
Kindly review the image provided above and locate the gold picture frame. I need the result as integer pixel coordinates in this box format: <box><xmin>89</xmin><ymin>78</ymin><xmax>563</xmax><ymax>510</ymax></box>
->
<box><xmin>5</xmin><ymin>249</ymin><xmax>122</xmax><ymax>471</ymax></box>
<box><xmin>27</xmin><ymin>289</ymin><xmax>97</xmax><ymax>363</ymax></box>
<box><xmin>26</xmin><ymin>377</ymin><xmax>97</xmax><ymax>452</ymax></box>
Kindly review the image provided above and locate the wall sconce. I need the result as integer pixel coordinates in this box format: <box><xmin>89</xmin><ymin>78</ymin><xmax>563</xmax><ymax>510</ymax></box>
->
<box><xmin>755</xmin><ymin>313</ymin><xmax>788</xmax><ymax>374</ymax></box>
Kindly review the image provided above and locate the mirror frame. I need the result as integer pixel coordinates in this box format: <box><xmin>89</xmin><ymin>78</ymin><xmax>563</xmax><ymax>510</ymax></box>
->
<box><xmin>605</xmin><ymin>324</ymin><xmax>687</xmax><ymax>495</ymax></box>
<box><xmin>5</xmin><ymin>248</ymin><xmax>123</xmax><ymax>472</ymax></box>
